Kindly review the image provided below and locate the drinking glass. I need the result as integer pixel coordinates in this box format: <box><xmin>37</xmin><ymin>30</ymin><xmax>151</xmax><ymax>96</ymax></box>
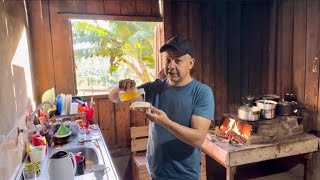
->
<box><xmin>23</xmin><ymin>168</ymin><xmax>37</xmax><ymax>180</ymax></box>
<box><xmin>77</xmin><ymin>128</ymin><xmax>86</xmax><ymax>143</ymax></box>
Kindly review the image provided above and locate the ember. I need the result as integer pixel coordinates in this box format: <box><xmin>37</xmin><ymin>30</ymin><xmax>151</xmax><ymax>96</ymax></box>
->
<box><xmin>215</xmin><ymin>118</ymin><xmax>252</xmax><ymax>144</ymax></box>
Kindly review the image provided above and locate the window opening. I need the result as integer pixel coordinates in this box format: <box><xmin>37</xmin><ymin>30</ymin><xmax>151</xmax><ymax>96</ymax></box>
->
<box><xmin>71</xmin><ymin>20</ymin><xmax>159</xmax><ymax>95</ymax></box>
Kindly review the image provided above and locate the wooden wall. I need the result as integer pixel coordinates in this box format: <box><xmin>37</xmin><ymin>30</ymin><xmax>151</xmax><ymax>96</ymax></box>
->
<box><xmin>27</xmin><ymin>0</ymin><xmax>320</xmax><ymax>157</ymax></box>
<box><xmin>27</xmin><ymin>0</ymin><xmax>160</xmax><ymax>157</ymax></box>
<box><xmin>82</xmin><ymin>95</ymin><xmax>147</xmax><ymax>156</ymax></box>
<box><xmin>27</xmin><ymin>0</ymin><xmax>161</xmax><ymax>102</ymax></box>
<box><xmin>164</xmin><ymin>0</ymin><xmax>273</xmax><ymax>119</ymax></box>
<box><xmin>272</xmin><ymin>0</ymin><xmax>320</xmax><ymax>131</ymax></box>
<box><xmin>0</xmin><ymin>0</ymin><xmax>34</xmax><ymax>179</ymax></box>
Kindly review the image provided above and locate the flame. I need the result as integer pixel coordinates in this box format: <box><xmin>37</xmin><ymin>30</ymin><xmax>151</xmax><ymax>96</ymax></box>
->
<box><xmin>220</xmin><ymin>118</ymin><xmax>252</xmax><ymax>140</ymax></box>
<box><xmin>233</xmin><ymin>121</ymin><xmax>241</xmax><ymax>135</ymax></box>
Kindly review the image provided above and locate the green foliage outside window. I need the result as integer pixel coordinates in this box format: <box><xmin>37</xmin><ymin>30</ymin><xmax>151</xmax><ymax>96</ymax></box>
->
<box><xmin>71</xmin><ymin>20</ymin><xmax>158</xmax><ymax>94</ymax></box>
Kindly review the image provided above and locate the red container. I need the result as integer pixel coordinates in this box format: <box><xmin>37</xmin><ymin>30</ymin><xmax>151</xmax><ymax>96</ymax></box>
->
<box><xmin>32</xmin><ymin>134</ymin><xmax>44</xmax><ymax>146</ymax></box>
<box><xmin>85</xmin><ymin>107</ymin><xmax>94</xmax><ymax>121</ymax></box>
<box><xmin>85</xmin><ymin>107</ymin><xmax>94</xmax><ymax>134</ymax></box>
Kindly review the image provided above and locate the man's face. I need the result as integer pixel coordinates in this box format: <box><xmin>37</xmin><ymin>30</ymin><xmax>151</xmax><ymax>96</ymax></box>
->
<box><xmin>163</xmin><ymin>49</ymin><xmax>194</xmax><ymax>85</ymax></box>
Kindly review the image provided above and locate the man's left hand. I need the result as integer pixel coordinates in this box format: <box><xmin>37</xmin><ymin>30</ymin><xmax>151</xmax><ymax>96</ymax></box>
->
<box><xmin>139</xmin><ymin>106</ymin><xmax>170</xmax><ymax>125</ymax></box>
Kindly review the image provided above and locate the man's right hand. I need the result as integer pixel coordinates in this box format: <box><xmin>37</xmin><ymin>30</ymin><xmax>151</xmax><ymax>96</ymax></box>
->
<box><xmin>119</xmin><ymin>79</ymin><xmax>136</xmax><ymax>91</ymax></box>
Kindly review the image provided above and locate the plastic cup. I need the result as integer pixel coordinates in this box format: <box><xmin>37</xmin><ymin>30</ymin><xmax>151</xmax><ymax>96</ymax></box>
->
<box><xmin>29</xmin><ymin>145</ymin><xmax>46</xmax><ymax>163</ymax></box>
<box><xmin>86</xmin><ymin>107</ymin><xmax>94</xmax><ymax>121</ymax></box>
<box><xmin>23</xmin><ymin>167</ymin><xmax>37</xmax><ymax>180</ymax></box>
<box><xmin>32</xmin><ymin>134</ymin><xmax>43</xmax><ymax>146</ymax></box>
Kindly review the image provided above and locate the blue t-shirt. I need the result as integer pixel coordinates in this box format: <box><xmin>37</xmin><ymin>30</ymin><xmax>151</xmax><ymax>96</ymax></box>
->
<box><xmin>138</xmin><ymin>79</ymin><xmax>215</xmax><ymax>180</ymax></box>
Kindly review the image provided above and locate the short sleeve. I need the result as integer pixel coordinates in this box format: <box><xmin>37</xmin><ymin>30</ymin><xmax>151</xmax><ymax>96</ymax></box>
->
<box><xmin>192</xmin><ymin>86</ymin><xmax>215</xmax><ymax>121</ymax></box>
<box><xmin>137</xmin><ymin>80</ymin><xmax>158</xmax><ymax>104</ymax></box>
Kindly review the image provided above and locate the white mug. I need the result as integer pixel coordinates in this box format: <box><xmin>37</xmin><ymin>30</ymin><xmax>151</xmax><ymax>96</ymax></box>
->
<box><xmin>92</xmin><ymin>164</ymin><xmax>110</xmax><ymax>179</ymax></box>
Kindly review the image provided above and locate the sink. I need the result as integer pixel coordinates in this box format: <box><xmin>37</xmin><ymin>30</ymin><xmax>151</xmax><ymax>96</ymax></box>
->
<box><xmin>65</xmin><ymin>147</ymin><xmax>99</xmax><ymax>176</ymax></box>
<box><xmin>16</xmin><ymin>126</ymin><xmax>119</xmax><ymax>180</ymax></box>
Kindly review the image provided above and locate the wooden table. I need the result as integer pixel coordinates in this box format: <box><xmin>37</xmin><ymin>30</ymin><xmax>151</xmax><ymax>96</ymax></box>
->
<box><xmin>202</xmin><ymin>133</ymin><xmax>320</xmax><ymax>180</ymax></box>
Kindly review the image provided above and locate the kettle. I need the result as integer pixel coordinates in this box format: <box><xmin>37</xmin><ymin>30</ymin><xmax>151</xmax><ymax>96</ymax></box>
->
<box><xmin>48</xmin><ymin>150</ymin><xmax>77</xmax><ymax>180</ymax></box>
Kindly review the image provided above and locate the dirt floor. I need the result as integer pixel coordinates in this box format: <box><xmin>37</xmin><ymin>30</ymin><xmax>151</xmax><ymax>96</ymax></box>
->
<box><xmin>113</xmin><ymin>152</ymin><xmax>320</xmax><ymax>180</ymax></box>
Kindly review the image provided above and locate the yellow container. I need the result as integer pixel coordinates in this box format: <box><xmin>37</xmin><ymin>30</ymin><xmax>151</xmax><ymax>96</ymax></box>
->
<box><xmin>119</xmin><ymin>88</ymin><xmax>145</xmax><ymax>102</ymax></box>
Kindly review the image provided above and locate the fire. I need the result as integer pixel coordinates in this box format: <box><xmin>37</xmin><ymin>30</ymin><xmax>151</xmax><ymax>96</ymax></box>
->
<box><xmin>217</xmin><ymin>118</ymin><xmax>252</xmax><ymax>143</ymax></box>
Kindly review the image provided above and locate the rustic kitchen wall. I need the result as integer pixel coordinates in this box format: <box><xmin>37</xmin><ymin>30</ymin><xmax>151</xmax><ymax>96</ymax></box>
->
<box><xmin>0</xmin><ymin>0</ymin><xmax>34</xmax><ymax>179</ymax></box>
<box><xmin>27</xmin><ymin>0</ymin><xmax>320</xmax><ymax>160</ymax></box>
<box><xmin>164</xmin><ymin>0</ymin><xmax>272</xmax><ymax>120</ymax></box>
<box><xmin>27</xmin><ymin>0</ymin><xmax>161</xmax><ymax>158</ymax></box>
<box><xmin>24</xmin><ymin>0</ymin><xmax>279</xmax><ymax>157</ymax></box>
<box><xmin>270</xmin><ymin>0</ymin><xmax>320</xmax><ymax>132</ymax></box>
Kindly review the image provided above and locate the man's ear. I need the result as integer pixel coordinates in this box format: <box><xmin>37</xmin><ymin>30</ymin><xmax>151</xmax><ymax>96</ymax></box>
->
<box><xmin>189</xmin><ymin>58</ymin><xmax>195</xmax><ymax>70</ymax></box>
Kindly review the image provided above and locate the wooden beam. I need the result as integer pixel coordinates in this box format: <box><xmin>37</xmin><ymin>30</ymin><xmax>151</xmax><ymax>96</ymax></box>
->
<box><xmin>58</xmin><ymin>13</ymin><xmax>162</xmax><ymax>22</ymax></box>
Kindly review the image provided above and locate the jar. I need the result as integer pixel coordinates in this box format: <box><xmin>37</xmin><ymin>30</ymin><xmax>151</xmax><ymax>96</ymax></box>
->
<box><xmin>118</xmin><ymin>88</ymin><xmax>145</xmax><ymax>101</ymax></box>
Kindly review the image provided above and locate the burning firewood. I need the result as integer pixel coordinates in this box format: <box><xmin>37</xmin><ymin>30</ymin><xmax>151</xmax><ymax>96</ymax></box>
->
<box><xmin>214</xmin><ymin>117</ymin><xmax>251</xmax><ymax>144</ymax></box>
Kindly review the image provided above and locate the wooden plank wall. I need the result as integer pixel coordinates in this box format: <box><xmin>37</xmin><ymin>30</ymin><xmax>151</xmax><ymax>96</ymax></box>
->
<box><xmin>82</xmin><ymin>96</ymin><xmax>147</xmax><ymax>156</ymax></box>
<box><xmin>271</xmin><ymin>0</ymin><xmax>320</xmax><ymax>131</ymax></box>
<box><xmin>163</xmin><ymin>0</ymin><xmax>272</xmax><ymax>121</ymax></box>
<box><xmin>27</xmin><ymin>0</ymin><xmax>159</xmax><ymax>156</ymax></box>
<box><xmin>28</xmin><ymin>0</ymin><xmax>320</xmax><ymax>157</ymax></box>
<box><xmin>28</xmin><ymin>0</ymin><xmax>161</xmax><ymax>102</ymax></box>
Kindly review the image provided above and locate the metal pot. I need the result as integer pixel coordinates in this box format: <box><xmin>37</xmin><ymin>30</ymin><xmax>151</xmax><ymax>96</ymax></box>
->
<box><xmin>238</xmin><ymin>105</ymin><xmax>261</xmax><ymax>121</ymax></box>
<box><xmin>277</xmin><ymin>101</ymin><xmax>294</xmax><ymax>116</ymax></box>
<box><xmin>255</xmin><ymin>100</ymin><xmax>277</xmax><ymax>119</ymax></box>
<box><xmin>242</xmin><ymin>95</ymin><xmax>256</xmax><ymax>106</ymax></box>
<box><xmin>260</xmin><ymin>94</ymin><xmax>280</xmax><ymax>102</ymax></box>
<box><xmin>284</xmin><ymin>93</ymin><xmax>297</xmax><ymax>102</ymax></box>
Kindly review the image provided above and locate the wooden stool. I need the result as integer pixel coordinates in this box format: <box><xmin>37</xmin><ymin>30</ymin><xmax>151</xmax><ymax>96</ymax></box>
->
<box><xmin>131</xmin><ymin>126</ymin><xmax>150</xmax><ymax>180</ymax></box>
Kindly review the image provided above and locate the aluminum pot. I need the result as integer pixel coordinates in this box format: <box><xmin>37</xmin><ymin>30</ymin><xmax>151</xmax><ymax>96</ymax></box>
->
<box><xmin>255</xmin><ymin>100</ymin><xmax>277</xmax><ymax>119</ymax></box>
<box><xmin>238</xmin><ymin>105</ymin><xmax>261</xmax><ymax>121</ymax></box>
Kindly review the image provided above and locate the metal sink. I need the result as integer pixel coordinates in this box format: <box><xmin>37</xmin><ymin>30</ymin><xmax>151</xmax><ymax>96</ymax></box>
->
<box><xmin>65</xmin><ymin>147</ymin><xmax>99</xmax><ymax>176</ymax></box>
<box><xmin>16</xmin><ymin>126</ymin><xmax>119</xmax><ymax>180</ymax></box>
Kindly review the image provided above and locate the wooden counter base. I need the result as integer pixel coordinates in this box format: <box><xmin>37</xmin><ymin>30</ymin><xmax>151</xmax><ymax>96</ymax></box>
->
<box><xmin>201</xmin><ymin>133</ymin><xmax>320</xmax><ymax>180</ymax></box>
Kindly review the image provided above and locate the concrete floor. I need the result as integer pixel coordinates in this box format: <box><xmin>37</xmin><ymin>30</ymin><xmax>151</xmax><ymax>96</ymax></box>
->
<box><xmin>206</xmin><ymin>155</ymin><xmax>306</xmax><ymax>180</ymax></box>
<box><xmin>249</xmin><ymin>164</ymin><xmax>303</xmax><ymax>180</ymax></box>
<box><xmin>112</xmin><ymin>155</ymin><xmax>131</xmax><ymax>180</ymax></box>
<box><xmin>112</xmin><ymin>152</ymin><xmax>320</xmax><ymax>180</ymax></box>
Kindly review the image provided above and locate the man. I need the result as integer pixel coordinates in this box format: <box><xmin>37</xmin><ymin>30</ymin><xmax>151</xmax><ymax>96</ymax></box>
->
<box><xmin>108</xmin><ymin>35</ymin><xmax>214</xmax><ymax>180</ymax></box>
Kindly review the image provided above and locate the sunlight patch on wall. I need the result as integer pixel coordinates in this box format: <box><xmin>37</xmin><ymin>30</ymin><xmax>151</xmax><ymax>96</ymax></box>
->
<box><xmin>11</xmin><ymin>28</ymin><xmax>34</xmax><ymax>109</ymax></box>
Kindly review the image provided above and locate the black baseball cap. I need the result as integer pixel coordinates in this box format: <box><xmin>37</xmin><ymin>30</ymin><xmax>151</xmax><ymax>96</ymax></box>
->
<box><xmin>159</xmin><ymin>35</ymin><xmax>193</xmax><ymax>57</ymax></box>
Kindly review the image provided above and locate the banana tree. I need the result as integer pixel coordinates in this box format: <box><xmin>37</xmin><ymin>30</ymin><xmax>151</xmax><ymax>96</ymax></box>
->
<box><xmin>72</xmin><ymin>20</ymin><xmax>158</xmax><ymax>83</ymax></box>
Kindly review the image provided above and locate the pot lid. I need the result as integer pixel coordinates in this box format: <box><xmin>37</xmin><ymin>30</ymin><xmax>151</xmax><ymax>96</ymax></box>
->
<box><xmin>261</xmin><ymin>94</ymin><xmax>280</xmax><ymax>99</ymax></box>
<box><xmin>277</xmin><ymin>100</ymin><xmax>292</xmax><ymax>105</ymax></box>
<box><xmin>239</xmin><ymin>105</ymin><xmax>261</xmax><ymax>112</ymax></box>
<box><xmin>50</xmin><ymin>151</ymin><xmax>68</xmax><ymax>159</ymax></box>
<box><xmin>256</xmin><ymin>99</ymin><xmax>277</xmax><ymax>105</ymax></box>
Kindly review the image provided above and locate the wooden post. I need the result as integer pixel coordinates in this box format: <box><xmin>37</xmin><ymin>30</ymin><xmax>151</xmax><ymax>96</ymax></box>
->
<box><xmin>304</xmin><ymin>153</ymin><xmax>314</xmax><ymax>180</ymax></box>
<box><xmin>226</xmin><ymin>166</ymin><xmax>236</xmax><ymax>180</ymax></box>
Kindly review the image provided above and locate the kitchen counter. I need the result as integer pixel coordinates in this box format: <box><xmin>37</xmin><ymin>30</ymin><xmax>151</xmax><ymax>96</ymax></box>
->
<box><xmin>16</xmin><ymin>124</ymin><xmax>119</xmax><ymax>180</ymax></box>
<box><xmin>202</xmin><ymin>133</ymin><xmax>320</xmax><ymax>180</ymax></box>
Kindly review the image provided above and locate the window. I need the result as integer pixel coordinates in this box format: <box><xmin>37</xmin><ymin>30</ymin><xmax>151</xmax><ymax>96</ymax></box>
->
<box><xmin>71</xmin><ymin>20</ymin><xmax>159</xmax><ymax>95</ymax></box>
